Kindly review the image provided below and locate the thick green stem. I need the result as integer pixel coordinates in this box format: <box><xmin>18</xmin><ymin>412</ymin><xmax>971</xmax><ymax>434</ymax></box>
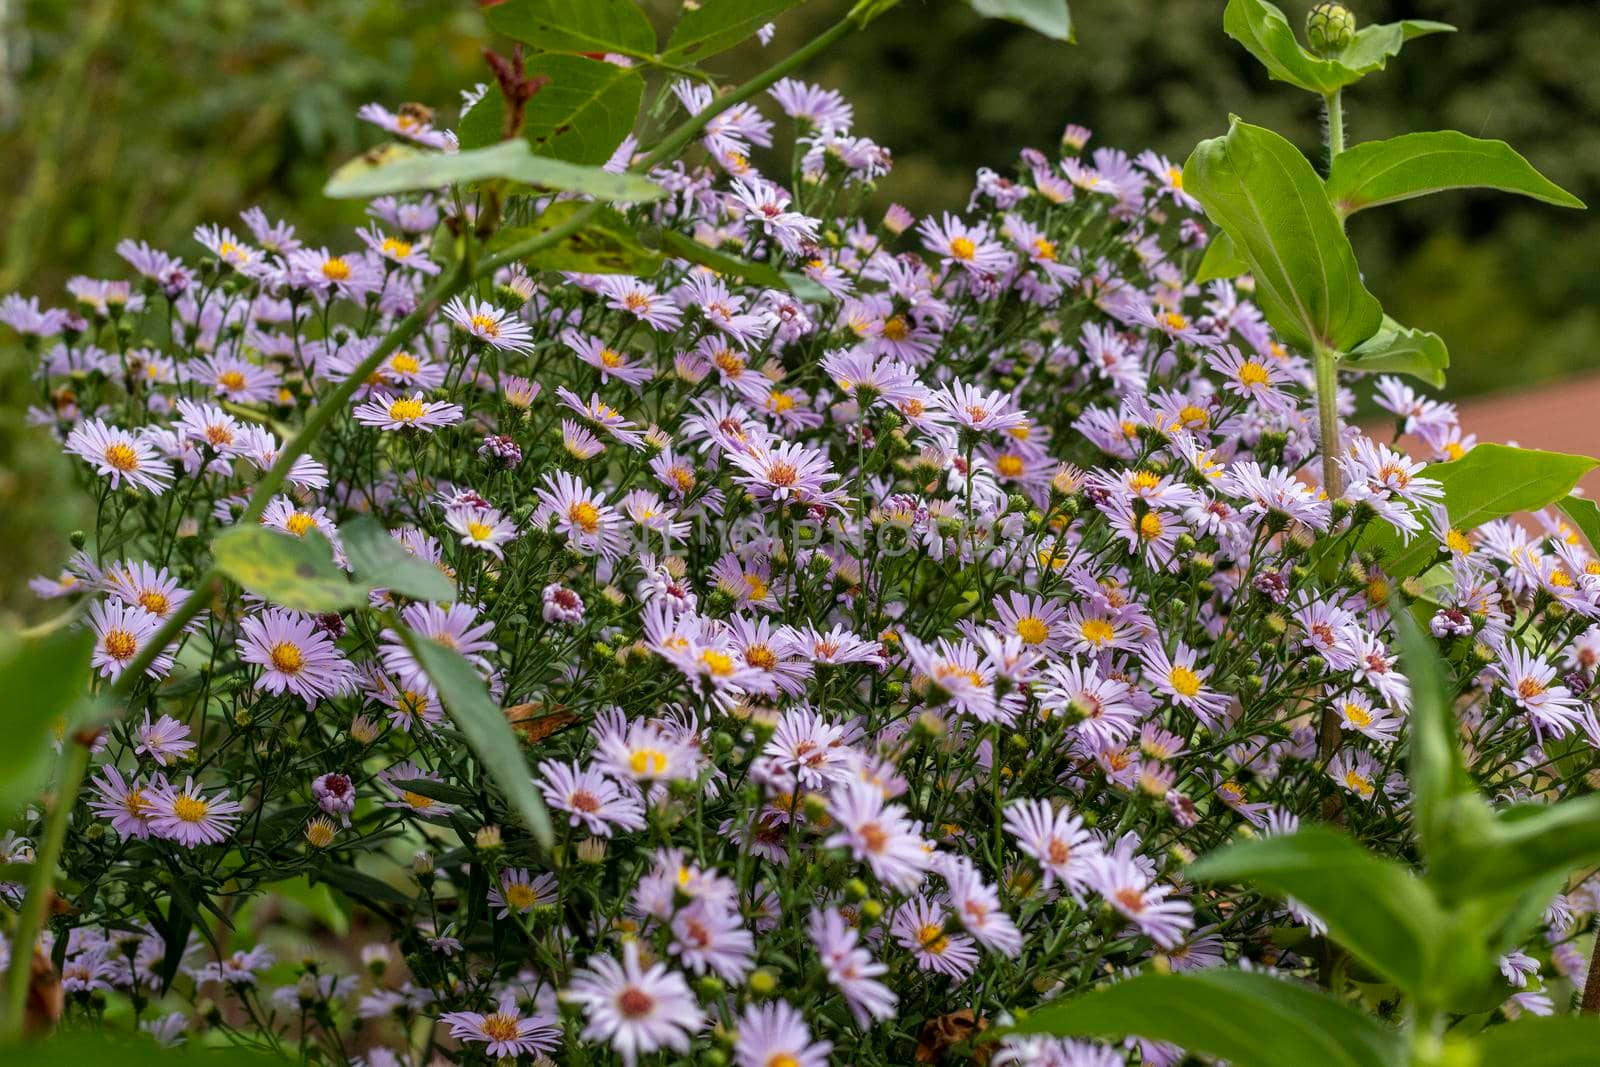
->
<box><xmin>1312</xmin><ymin>342</ymin><xmax>1343</xmax><ymax>500</ymax></box>
<box><xmin>1323</xmin><ymin>89</ymin><xmax>1345</xmax><ymax>168</ymax></box>
<box><xmin>1</xmin><ymin>738</ymin><xmax>90</xmax><ymax>1040</ymax></box>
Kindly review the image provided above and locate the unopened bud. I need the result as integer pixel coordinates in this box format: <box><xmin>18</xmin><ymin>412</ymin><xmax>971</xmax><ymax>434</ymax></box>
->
<box><xmin>1306</xmin><ymin>3</ymin><xmax>1357</xmax><ymax>54</ymax></box>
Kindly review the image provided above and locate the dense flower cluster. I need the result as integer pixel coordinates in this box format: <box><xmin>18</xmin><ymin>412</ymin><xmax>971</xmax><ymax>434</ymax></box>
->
<box><xmin>6</xmin><ymin>63</ymin><xmax>1600</xmax><ymax>1066</ymax></box>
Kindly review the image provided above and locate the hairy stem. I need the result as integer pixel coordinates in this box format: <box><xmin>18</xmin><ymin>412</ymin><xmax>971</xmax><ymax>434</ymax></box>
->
<box><xmin>1323</xmin><ymin>89</ymin><xmax>1345</xmax><ymax>168</ymax></box>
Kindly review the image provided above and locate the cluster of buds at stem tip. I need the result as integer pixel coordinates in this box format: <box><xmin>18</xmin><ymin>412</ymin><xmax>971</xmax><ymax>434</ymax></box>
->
<box><xmin>1306</xmin><ymin>3</ymin><xmax>1357</xmax><ymax>55</ymax></box>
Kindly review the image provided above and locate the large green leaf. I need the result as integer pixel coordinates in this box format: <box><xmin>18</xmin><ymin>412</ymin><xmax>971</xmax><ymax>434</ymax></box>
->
<box><xmin>490</xmin><ymin>202</ymin><xmax>662</xmax><ymax>275</ymax></box>
<box><xmin>1342</xmin><ymin>314</ymin><xmax>1449</xmax><ymax>388</ymax></box>
<box><xmin>1474</xmin><ymin>1014</ymin><xmax>1600</xmax><ymax>1067</ymax></box>
<box><xmin>1183</xmin><ymin>118</ymin><xmax>1382</xmax><ymax>353</ymax></box>
<box><xmin>484</xmin><ymin>0</ymin><xmax>657</xmax><ymax>59</ymax></box>
<box><xmin>324</xmin><ymin>140</ymin><xmax>661</xmax><ymax>202</ymax></box>
<box><xmin>1189</xmin><ymin>827</ymin><xmax>1449</xmax><ymax>995</ymax></box>
<box><xmin>657</xmin><ymin>229</ymin><xmax>786</xmax><ymax>288</ymax></box>
<box><xmin>664</xmin><ymin>0</ymin><xmax>810</xmax><ymax>61</ymax></box>
<box><xmin>342</xmin><ymin>516</ymin><xmax>457</xmax><ymax>604</ymax></box>
<box><xmin>1370</xmin><ymin>444</ymin><xmax>1599</xmax><ymax>576</ymax></box>
<box><xmin>211</xmin><ymin>526</ymin><xmax>363</xmax><ymax>612</ymax></box>
<box><xmin>999</xmin><ymin>969</ymin><xmax>1403</xmax><ymax>1067</ymax></box>
<box><xmin>969</xmin><ymin>0</ymin><xmax>1073</xmax><ymax>41</ymax></box>
<box><xmin>403</xmin><ymin>631</ymin><xmax>554</xmax><ymax>849</ymax></box>
<box><xmin>1193</xmin><ymin>231</ymin><xmax>1247</xmax><ymax>283</ymax></box>
<box><xmin>1224</xmin><ymin>0</ymin><xmax>1450</xmax><ymax>95</ymax></box>
<box><xmin>1438</xmin><ymin>795</ymin><xmax>1600</xmax><ymax>904</ymax></box>
<box><xmin>456</xmin><ymin>57</ymin><xmax>643</xmax><ymax>166</ymax></box>
<box><xmin>1327</xmin><ymin>131</ymin><xmax>1584</xmax><ymax>217</ymax></box>
<box><xmin>0</xmin><ymin>626</ymin><xmax>92</xmax><ymax>809</ymax></box>
<box><xmin>1557</xmin><ymin>495</ymin><xmax>1600</xmax><ymax>552</ymax></box>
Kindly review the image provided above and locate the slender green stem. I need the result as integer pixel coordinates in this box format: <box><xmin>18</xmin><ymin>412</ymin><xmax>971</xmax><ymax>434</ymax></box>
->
<box><xmin>1312</xmin><ymin>342</ymin><xmax>1343</xmax><ymax>498</ymax></box>
<box><xmin>1</xmin><ymin>738</ymin><xmax>90</xmax><ymax>1040</ymax></box>
<box><xmin>1323</xmin><ymin>89</ymin><xmax>1345</xmax><ymax>167</ymax></box>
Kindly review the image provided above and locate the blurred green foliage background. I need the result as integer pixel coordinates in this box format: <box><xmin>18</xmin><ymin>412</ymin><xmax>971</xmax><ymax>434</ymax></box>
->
<box><xmin>1</xmin><ymin>0</ymin><xmax>1596</xmax><ymax>616</ymax></box>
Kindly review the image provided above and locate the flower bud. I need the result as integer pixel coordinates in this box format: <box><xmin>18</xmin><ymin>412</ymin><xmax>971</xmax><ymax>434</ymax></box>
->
<box><xmin>747</xmin><ymin>968</ymin><xmax>779</xmax><ymax>996</ymax></box>
<box><xmin>474</xmin><ymin>825</ymin><xmax>503</xmax><ymax>852</ymax></box>
<box><xmin>860</xmin><ymin>898</ymin><xmax>885</xmax><ymax>924</ymax></box>
<box><xmin>1306</xmin><ymin>3</ymin><xmax>1357</xmax><ymax>54</ymax></box>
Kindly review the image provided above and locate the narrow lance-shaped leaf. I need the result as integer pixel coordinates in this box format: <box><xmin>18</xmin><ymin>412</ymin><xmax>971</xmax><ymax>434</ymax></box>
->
<box><xmin>484</xmin><ymin>0</ymin><xmax>657</xmax><ymax>60</ymax></box>
<box><xmin>1183</xmin><ymin>118</ymin><xmax>1382</xmax><ymax>353</ymax></box>
<box><xmin>1188</xmin><ymin>826</ymin><xmax>1451</xmax><ymax>996</ymax></box>
<box><xmin>1369</xmin><ymin>444</ymin><xmax>1599</xmax><ymax>576</ymax></box>
<box><xmin>211</xmin><ymin>526</ymin><xmax>364</xmax><ymax>613</ymax></box>
<box><xmin>325</xmin><ymin>140</ymin><xmax>662</xmax><ymax>202</ymax></box>
<box><xmin>995</xmin><ymin>969</ymin><xmax>1404</xmax><ymax>1067</ymax></box>
<box><xmin>0</xmin><ymin>626</ymin><xmax>93</xmax><ymax>810</ymax></box>
<box><xmin>403</xmin><ymin>630</ymin><xmax>554</xmax><ymax>850</ymax></box>
<box><xmin>1327</xmin><ymin>131</ymin><xmax>1584</xmax><ymax>218</ymax></box>
<box><xmin>664</xmin><ymin>0</ymin><xmax>812</xmax><ymax>62</ymax></box>
<box><xmin>489</xmin><ymin>202</ymin><xmax>663</xmax><ymax>276</ymax></box>
<box><xmin>969</xmin><ymin>0</ymin><xmax>1073</xmax><ymax>42</ymax></box>
<box><xmin>342</xmin><ymin>516</ymin><xmax>456</xmax><ymax>604</ymax></box>
<box><xmin>1342</xmin><ymin>314</ymin><xmax>1449</xmax><ymax>388</ymax></box>
<box><xmin>456</xmin><ymin>57</ymin><xmax>644</xmax><ymax>166</ymax></box>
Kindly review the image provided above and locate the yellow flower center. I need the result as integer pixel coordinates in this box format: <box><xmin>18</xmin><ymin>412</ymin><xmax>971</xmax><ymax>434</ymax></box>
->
<box><xmin>217</xmin><ymin>369</ymin><xmax>248</xmax><ymax>392</ymax></box>
<box><xmin>601</xmin><ymin>348</ymin><xmax>625</xmax><ymax>368</ymax></box>
<box><xmin>997</xmin><ymin>454</ymin><xmax>1024</xmax><ymax>477</ymax></box>
<box><xmin>700</xmin><ymin>649</ymin><xmax>736</xmax><ymax>676</ymax></box>
<box><xmin>400</xmin><ymin>790</ymin><xmax>434</xmax><ymax>810</ymax></box>
<box><xmin>1167</xmin><ymin>166</ymin><xmax>1184</xmax><ymax>189</ymax></box>
<box><xmin>882</xmin><ymin>315</ymin><xmax>910</xmax><ymax>341</ymax></box>
<box><xmin>744</xmin><ymin>644</ymin><xmax>778</xmax><ymax>670</ymax></box>
<box><xmin>469</xmin><ymin>313</ymin><xmax>501</xmax><ymax>338</ymax></box>
<box><xmin>1445</xmin><ymin>529</ymin><xmax>1473</xmax><ymax>555</ymax></box>
<box><xmin>1032</xmin><ymin>237</ymin><xmax>1057</xmax><ymax>261</ymax></box>
<box><xmin>172</xmin><ymin>794</ymin><xmax>209</xmax><ymax>823</ymax></box>
<box><xmin>745</xmin><ymin>574</ymin><xmax>769</xmax><ymax>601</ymax></box>
<box><xmin>1168</xmin><ymin>665</ymin><xmax>1202</xmax><ymax>698</ymax></box>
<box><xmin>381</xmin><ymin>237</ymin><xmax>413</xmax><ymax>259</ymax></box>
<box><xmin>503</xmin><ymin>882</ymin><xmax>537</xmax><ymax>911</ymax></box>
<box><xmin>104</xmin><ymin>442</ymin><xmax>140</xmax><ymax>472</ymax></box>
<box><xmin>1015</xmin><ymin>616</ymin><xmax>1049</xmax><ymax>645</ymax></box>
<box><xmin>103</xmin><ymin>629</ymin><xmax>138</xmax><ymax>661</ymax></box>
<box><xmin>1138</xmin><ymin>512</ymin><xmax>1164</xmax><ymax>541</ymax></box>
<box><xmin>480</xmin><ymin>1013</ymin><xmax>521</xmax><ymax>1042</ymax></box>
<box><xmin>1080</xmin><ymin>618</ymin><xmax>1116</xmax><ymax>646</ymax></box>
<box><xmin>1518</xmin><ymin>678</ymin><xmax>1547</xmax><ymax>700</ymax></box>
<box><xmin>1344</xmin><ymin>703</ymin><xmax>1372</xmax><ymax>728</ymax></box>
<box><xmin>767</xmin><ymin>461</ymin><xmax>799</xmax><ymax>488</ymax></box>
<box><xmin>917</xmin><ymin>923</ymin><xmax>949</xmax><ymax>954</ymax></box>
<box><xmin>467</xmin><ymin>521</ymin><xmax>494</xmax><ymax>542</ymax></box>
<box><xmin>948</xmin><ymin>236</ymin><xmax>977</xmax><ymax>261</ymax></box>
<box><xmin>388</xmin><ymin>397</ymin><xmax>427</xmax><ymax>423</ymax></box>
<box><xmin>389</xmin><ymin>352</ymin><xmax>420</xmax><ymax>375</ymax></box>
<box><xmin>138</xmin><ymin>591</ymin><xmax>170</xmax><ymax>616</ymax></box>
<box><xmin>1237</xmin><ymin>361</ymin><xmax>1271</xmax><ymax>387</ymax></box>
<box><xmin>286</xmin><ymin>512</ymin><xmax>316</xmax><ymax>537</ymax></box>
<box><xmin>1163</xmin><ymin>312</ymin><xmax>1189</xmax><ymax>331</ymax></box>
<box><xmin>321</xmin><ymin>257</ymin><xmax>352</xmax><ymax>281</ymax></box>
<box><xmin>270</xmin><ymin>641</ymin><xmax>304</xmax><ymax>674</ymax></box>
<box><xmin>568</xmin><ymin>501</ymin><xmax>601</xmax><ymax>534</ymax></box>
<box><xmin>629</xmin><ymin>748</ymin><xmax>669</xmax><ymax>776</ymax></box>
<box><xmin>1344</xmin><ymin>770</ymin><xmax>1375</xmax><ymax>797</ymax></box>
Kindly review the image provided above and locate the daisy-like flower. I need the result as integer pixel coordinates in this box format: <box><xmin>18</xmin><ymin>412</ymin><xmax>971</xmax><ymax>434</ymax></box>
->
<box><xmin>542</xmin><ymin>583</ymin><xmax>586</xmax><ymax>625</ymax></box>
<box><xmin>1207</xmin><ymin>344</ymin><xmax>1289</xmax><ymax>410</ymax></box>
<box><xmin>892</xmin><ymin>896</ymin><xmax>980</xmax><ymax>979</ymax></box>
<box><xmin>825</xmin><ymin>778</ymin><xmax>931</xmax><ymax>891</ymax></box>
<box><xmin>562</xmin><ymin>418</ymin><xmax>607</xmax><ymax>460</ymax></box>
<box><xmin>563</xmin><ymin>329</ymin><xmax>656</xmax><ymax>388</ymax></box>
<box><xmin>1331</xmin><ymin>690</ymin><xmax>1401</xmax><ymax>745</ymax></box>
<box><xmin>240</xmin><ymin>608</ymin><xmax>352</xmax><ymax>704</ymax></box>
<box><xmin>357</xmin><ymin>101</ymin><xmax>456</xmax><ymax>149</ymax></box>
<box><xmin>555</xmin><ymin>387</ymin><xmax>647</xmax><ymax>448</ymax></box>
<box><xmin>917</xmin><ymin>213</ymin><xmax>1014</xmax><ymax>276</ymax></box>
<box><xmin>1034</xmin><ymin>660</ymin><xmax>1139</xmax><ymax>745</ymax></box>
<box><xmin>1142</xmin><ymin>641</ymin><xmax>1229</xmax><ymax>729</ymax></box>
<box><xmin>173</xmin><ymin>398</ymin><xmax>245</xmax><ymax>456</ymax></box>
<box><xmin>488</xmin><ymin>867</ymin><xmax>558</xmax><ymax>917</ymax></box>
<box><xmin>597</xmin><ymin>276</ymin><xmax>684</xmax><ymax>332</ymax></box>
<box><xmin>726</xmin><ymin>176</ymin><xmax>821</xmax><ymax>256</ymax></box>
<box><xmin>442</xmin><ymin>296</ymin><xmax>534</xmax><ymax>352</ymax></box>
<box><xmin>1220</xmin><ymin>461</ymin><xmax>1331</xmax><ymax>531</ymax></box>
<box><xmin>934</xmin><ymin>381</ymin><xmax>1028</xmax><ymax>434</ymax></box>
<box><xmin>88</xmin><ymin>765</ymin><xmax>161</xmax><ymax>839</ymax></box>
<box><xmin>1328</xmin><ymin>749</ymin><xmax>1383</xmax><ymax>801</ymax></box>
<box><xmin>940</xmin><ymin>855</ymin><xmax>1023</xmax><ymax>956</ymax></box>
<box><xmin>670</xmin><ymin>899</ymin><xmax>756</xmax><ymax>983</ymax></box>
<box><xmin>379</xmin><ymin>602</ymin><xmax>497</xmax><ymax>691</ymax></box>
<box><xmin>727</xmin><ymin>439</ymin><xmax>844</xmax><ymax>511</ymax></box>
<box><xmin>808</xmin><ymin>906</ymin><xmax>897</xmax><ymax>1026</ymax></box>
<box><xmin>1340</xmin><ymin>438</ymin><xmax>1443</xmax><ymax>541</ymax></box>
<box><xmin>1003</xmin><ymin>798</ymin><xmax>1100</xmax><ymax>892</ymax></box>
<box><xmin>66</xmin><ymin>420</ymin><xmax>172</xmax><ymax>494</ymax></box>
<box><xmin>357</xmin><ymin>224</ymin><xmax>440</xmax><ymax>274</ymax></box>
<box><xmin>187</xmin><ymin>354</ymin><xmax>283</xmax><ymax>405</ymax></box>
<box><xmin>134</xmin><ymin>712</ymin><xmax>195</xmax><ymax>766</ymax></box>
<box><xmin>734</xmin><ymin>1000</ymin><xmax>833</xmax><ymax>1067</ymax></box>
<box><xmin>444</xmin><ymin>505</ymin><xmax>517</xmax><ymax>558</ymax></box>
<box><xmin>535</xmin><ymin>471</ymin><xmax>628</xmax><ymax>559</ymax></box>
<box><xmin>904</xmin><ymin>634</ymin><xmax>1004</xmax><ymax>723</ymax></box>
<box><xmin>193</xmin><ymin>224</ymin><xmax>263</xmax><ymax>274</ymax></box>
<box><xmin>1492</xmin><ymin>643</ymin><xmax>1586</xmax><ymax>739</ymax></box>
<box><xmin>1086</xmin><ymin>849</ymin><xmax>1193</xmax><ymax>949</ymax></box>
<box><xmin>147</xmin><ymin>776</ymin><xmax>243</xmax><ymax>848</ymax></box>
<box><xmin>538</xmin><ymin>760</ymin><xmax>646</xmax><ymax>836</ymax></box>
<box><xmin>353</xmin><ymin>391</ymin><xmax>463</xmax><ymax>432</ymax></box>
<box><xmin>439</xmin><ymin>992</ymin><xmax>560</xmax><ymax>1060</ymax></box>
<box><xmin>594</xmin><ymin>716</ymin><xmax>696</xmax><ymax>787</ymax></box>
<box><xmin>103</xmin><ymin>560</ymin><xmax>190</xmax><ymax>623</ymax></box>
<box><xmin>565</xmin><ymin>941</ymin><xmax>706</xmax><ymax>1067</ymax></box>
<box><xmin>89</xmin><ymin>600</ymin><xmax>173</xmax><ymax>680</ymax></box>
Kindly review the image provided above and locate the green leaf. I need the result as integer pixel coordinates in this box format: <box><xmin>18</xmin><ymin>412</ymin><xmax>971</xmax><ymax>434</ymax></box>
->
<box><xmin>210</xmin><ymin>525</ymin><xmax>363</xmax><ymax>612</ymax></box>
<box><xmin>342</xmin><ymin>516</ymin><xmax>456</xmax><ymax>604</ymax></box>
<box><xmin>456</xmin><ymin>57</ymin><xmax>643</xmax><ymax>166</ymax></box>
<box><xmin>1474</xmin><ymin>1014</ymin><xmax>1600</xmax><ymax>1067</ymax></box>
<box><xmin>1440</xmin><ymin>795</ymin><xmax>1600</xmax><ymax>904</ymax></box>
<box><xmin>0</xmin><ymin>626</ymin><xmax>91</xmax><ymax>809</ymax></box>
<box><xmin>1193</xmin><ymin>231</ymin><xmax>1247</xmax><ymax>283</ymax></box>
<box><xmin>7</xmin><ymin>1029</ymin><xmax>292</xmax><ymax>1064</ymax></box>
<box><xmin>324</xmin><ymin>140</ymin><xmax>662</xmax><ymax>202</ymax></box>
<box><xmin>1183</xmin><ymin>118</ymin><xmax>1382</xmax><ymax>353</ymax></box>
<box><xmin>1224</xmin><ymin>0</ymin><xmax>1451</xmax><ymax>95</ymax></box>
<box><xmin>1370</xmin><ymin>444</ymin><xmax>1599</xmax><ymax>576</ymax></box>
<box><xmin>1342</xmin><ymin>314</ymin><xmax>1449</xmax><ymax>388</ymax></box>
<box><xmin>657</xmin><ymin>229</ymin><xmax>786</xmax><ymax>288</ymax></box>
<box><xmin>1389</xmin><ymin>606</ymin><xmax>1486</xmax><ymax>874</ymax></box>
<box><xmin>1327</xmin><ymin>131</ymin><xmax>1584</xmax><ymax>218</ymax></box>
<box><xmin>664</xmin><ymin>0</ymin><xmax>809</xmax><ymax>61</ymax></box>
<box><xmin>969</xmin><ymin>0</ymin><xmax>1073</xmax><ymax>41</ymax></box>
<box><xmin>403</xmin><ymin>630</ymin><xmax>554</xmax><ymax>849</ymax></box>
<box><xmin>312</xmin><ymin>863</ymin><xmax>416</xmax><ymax>910</ymax></box>
<box><xmin>1557</xmin><ymin>495</ymin><xmax>1600</xmax><ymax>551</ymax></box>
<box><xmin>998</xmin><ymin>968</ymin><xmax>1403</xmax><ymax>1067</ymax></box>
<box><xmin>1189</xmin><ymin>827</ymin><xmax>1449</xmax><ymax>995</ymax></box>
<box><xmin>489</xmin><ymin>201</ymin><xmax>662</xmax><ymax>275</ymax></box>
<box><xmin>484</xmin><ymin>0</ymin><xmax>657</xmax><ymax>60</ymax></box>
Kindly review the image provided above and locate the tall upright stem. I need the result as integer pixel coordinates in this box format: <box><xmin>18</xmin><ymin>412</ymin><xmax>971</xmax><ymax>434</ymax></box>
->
<box><xmin>1313</xmin><ymin>343</ymin><xmax>1343</xmax><ymax>498</ymax></box>
<box><xmin>1323</xmin><ymin>89</ymin><xmax>1345</xmax><ymax>167</ymax></box>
